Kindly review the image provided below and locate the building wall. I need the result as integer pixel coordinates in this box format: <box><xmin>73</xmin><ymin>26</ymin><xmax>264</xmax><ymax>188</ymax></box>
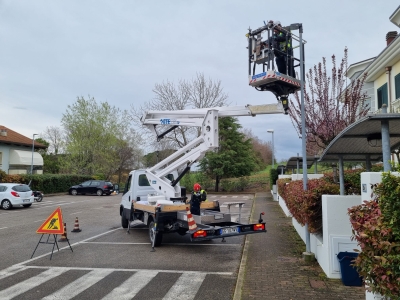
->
<box><xmin>392</xmin><ymin>59</ymin><xmax>400</xmax><ymax>103</ymax></box>
<box><xmin>0</xmin><ymin>144</ymin><xmax>43</xmax><ymax>174</ymax></box>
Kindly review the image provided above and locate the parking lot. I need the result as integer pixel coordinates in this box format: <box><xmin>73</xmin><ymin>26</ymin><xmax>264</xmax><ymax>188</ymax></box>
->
<box><xmin>0</xmin><ymin>193</ymin><xmax>256</xmax><ymax>299</ymax></box>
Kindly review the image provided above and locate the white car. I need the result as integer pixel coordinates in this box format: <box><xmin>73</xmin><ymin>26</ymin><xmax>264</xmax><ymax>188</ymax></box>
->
<box><xmin>0</xmin><ymin>183</ymin><xmax>34</xmax><ymax>210</ymax></box>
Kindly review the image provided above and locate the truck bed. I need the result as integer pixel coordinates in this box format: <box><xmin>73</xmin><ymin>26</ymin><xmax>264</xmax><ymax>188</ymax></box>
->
<box><xmin>133</xmin><ymin>200</ymin><xmax>218</xmax><ymax>213</ymax></box>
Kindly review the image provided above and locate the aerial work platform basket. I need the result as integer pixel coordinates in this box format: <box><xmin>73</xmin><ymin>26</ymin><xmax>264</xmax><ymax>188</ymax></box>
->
<box><xmin>247</xmin><ymin>21</ymin><xmax>305</xmax><ymax>113</ymax></box>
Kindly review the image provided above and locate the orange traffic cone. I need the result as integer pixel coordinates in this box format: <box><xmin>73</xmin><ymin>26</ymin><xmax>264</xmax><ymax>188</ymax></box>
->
<box><xmin>71</xmin><ymin>217</ymin><xmax>82</xmax><ymax>232</ymax></box>
<box><xmin>186</xmin><ymin>207</ymin><xmax>197</xmax><ymax>232</ymax></box>
<box><xmin>58</xmin><ymin>223</ymin><xmax>68</xmax><ymax>242</ymax></box>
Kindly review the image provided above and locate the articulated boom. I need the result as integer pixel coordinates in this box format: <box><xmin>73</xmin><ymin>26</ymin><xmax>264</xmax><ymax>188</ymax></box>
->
<box><xmin>141</xmin><ymin>103</ymin><xmax>284</xmax><ymax>200</ymax></box>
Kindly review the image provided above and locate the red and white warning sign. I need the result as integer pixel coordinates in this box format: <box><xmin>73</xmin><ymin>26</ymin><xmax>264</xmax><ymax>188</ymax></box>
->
<box><xmin>36</xmin><ymin>207</ymin><xmax>64</xmax><ymax>234</ymax></box>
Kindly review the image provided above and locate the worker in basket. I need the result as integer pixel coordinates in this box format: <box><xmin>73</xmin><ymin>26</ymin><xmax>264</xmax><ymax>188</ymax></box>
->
<box><xmin>268</xmin><ymin>20</ymin><xmax>295</xmax><ymax>77</ymax></box>
<box><xmin>190</xmin><ymin>183</ymin><xmax>207</xmax><ymax>215</ymax></box>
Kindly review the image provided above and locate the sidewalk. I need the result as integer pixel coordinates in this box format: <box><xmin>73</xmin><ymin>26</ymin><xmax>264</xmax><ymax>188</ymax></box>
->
<box><xmin>234</xmin><ymin>192</ymin><xmax>365</xmax><ymax>300</ymax></box>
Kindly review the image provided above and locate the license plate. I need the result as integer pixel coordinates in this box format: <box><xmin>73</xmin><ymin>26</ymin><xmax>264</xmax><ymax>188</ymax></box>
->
<box><xmin>23</xmin><ymin>199</ymin><xmax>31</xmax><ymax>203</ymax></box>
<box><xmin>220</xmin><ymin>227</ymin><xmax>239</xmax><ymax>235</ymax></box>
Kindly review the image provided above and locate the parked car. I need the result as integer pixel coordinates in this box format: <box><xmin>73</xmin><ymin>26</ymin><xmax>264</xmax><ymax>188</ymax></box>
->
<box><xmin>0</xmin><ymin>183</ymin><xmax>34</xmax><ymax>210</ymax></box>
<box><xmin>68</xmin><ymin>180</ymin><xmax>114</xmax><ymax>196</ymax></box>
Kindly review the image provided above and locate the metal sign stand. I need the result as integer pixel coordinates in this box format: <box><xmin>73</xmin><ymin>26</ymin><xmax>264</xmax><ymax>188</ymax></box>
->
<box><xmin>31</xmin><ymin>234</ymin><xmax>73</xmax><ymax>260</ymax></box>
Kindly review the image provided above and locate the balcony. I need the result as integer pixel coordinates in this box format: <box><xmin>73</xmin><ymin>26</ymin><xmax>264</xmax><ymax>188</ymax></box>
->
<box><xmin>391</xmin><ymin>98</ymin><xmax>400</xmax><ymax>113</ymax></box>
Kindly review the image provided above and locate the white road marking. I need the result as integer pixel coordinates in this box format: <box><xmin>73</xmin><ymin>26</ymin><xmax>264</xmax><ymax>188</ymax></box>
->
<box><xmin>81</xmin><ymin>241</ymin><xmax>240</xmax><ymax>246</ymax></box>
<box><xmin>0</xmin><ymin>265</ymin><xmax>25</xmax><ymax>280</ymax></box>
<box><xmin>43</xmin><ymin>269</ymin><xmax>113</xmax><ymax>300</ymax></box>
<box><xmin>0</xmin><ymin>266</ymin><xmax>233</xmax><ymax>299</ymax></box>
<box><xmin>163</xmin><ymin>272</ymin><xmax>207</xmax><ymax>300</ymax></box>
<box><xmin>232</xmin><ymin>196</ymin><xmax>238</xmax><ymax>198</ymax></box>
<box><xmin>82</xmin><ymin>242</ymin><xmax>151</xmax><ymax>245</ymax></box>
<box><xmin>0</xmin><ymin>227</ymin><xmax>8</xmax><ymax>230</ymax></box>
<box><xmin>22</xmin><ymin>265</ymin><xmax>233</xmax><ymax>275</ymax></box>
<box><xmin>70</xmin><ymin>211</ymin><xmax>82</xmax><ymax>215</ymax></box>
<box><xmin>13</xmin><ymin>228</ymin><xmax>121</xmax><ymax>267</ymax></box>
<box><xmin>0</xmin><ymin>267</ymin><xmax>68</xmax><ymax>300</ymax></box>
<box><xmin>101</xmin><ymin>270</ymin><xmax>158</xmax><ymax>300</ymax></box>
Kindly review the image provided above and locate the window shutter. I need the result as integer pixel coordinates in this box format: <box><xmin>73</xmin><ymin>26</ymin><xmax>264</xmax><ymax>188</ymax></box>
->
<box><xmin>377</xmin><ymin>83</ymin><xmax>388</xmax><ymax>109</ymax></box>
<box><xmin>395</xmin><ymin>73</ymin><xmax>400</xmax><ymax>100</ymax></box>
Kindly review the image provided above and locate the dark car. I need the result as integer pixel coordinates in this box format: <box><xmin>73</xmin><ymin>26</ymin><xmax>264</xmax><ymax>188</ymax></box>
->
<box><xmin>69</xmin><ymin>180</ymin><xmax>114</xmax><ymax>196</ymax></box>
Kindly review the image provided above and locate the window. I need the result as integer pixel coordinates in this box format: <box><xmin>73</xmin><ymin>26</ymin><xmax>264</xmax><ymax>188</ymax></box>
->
<box><xmin>0</xmin><ymin>185</ymin><xmax>7</xmax><ymax>192</ymax></box>
<box><xmin>12</xmin><ymin>185</ymin><xmax>31</xmax><ymax>192</ymax></box>
<box><xmin>138</xmin><ymin>174</ymin><xmax>150</xmax><ymax>186</ymax></box>
<box><xmin>395</xmin><ymin>73</ymin><xmax>400</xmax><ymax>100</ymax></box>
<box><xmin>377</xmin><ymin>83</ymin><xmax>388</xmax><ymax>109</ymax></box>
<box><xmin>124</xmin><ymin>174</ymin><xmax>132</xmax><ymax>195</ymax></box>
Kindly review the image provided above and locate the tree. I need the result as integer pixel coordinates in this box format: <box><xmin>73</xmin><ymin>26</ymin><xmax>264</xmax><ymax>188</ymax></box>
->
<box><xmin>60</xmin><ymin>96</ymin><xmax>143</xmax><ymax>179</ymax></box>
<box><xmin>289</xmin><ymin>48</ymin><xmax>369</xmax><ymax>154</ymax></box>
<box><xmin>41</xmin><ymin>126</ymin><xmax>65</xmax><ymax>155</ymax></box>
<box><xmin>130</xmin><ymin>73</ymin><xmax>229</xmax><ymax>150</ymax></box>
<box><xmin>242</xmin><ymin>128</ymin><xmax>273</xmax><ymax>169</ymax></box>
<box><xmin>199</xmin><ymin>117</ymin><xmax>257</xmax><ymax>192</ymax></box>
<box><xmin>34</xmin><ymin>138</ymin><xmax>59</xmax><ymax>174</ymax></box>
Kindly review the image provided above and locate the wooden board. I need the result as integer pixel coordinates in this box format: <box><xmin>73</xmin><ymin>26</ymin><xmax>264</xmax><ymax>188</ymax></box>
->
<box><xmin>133</xmin><ymin>200</ymin><xmax>217</xmax><ymax>213</ymax></box>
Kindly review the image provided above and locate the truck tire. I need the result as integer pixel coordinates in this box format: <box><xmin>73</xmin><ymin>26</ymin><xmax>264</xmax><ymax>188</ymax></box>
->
<box><xmin>121</xmin><ymin>213</ymin><xmax>129</xmax><ymax>228</ymax></box>
<box><xmin>149</xmin><ymin>221</ymin><xmax>163</xmax><ymax>247</ymax></box>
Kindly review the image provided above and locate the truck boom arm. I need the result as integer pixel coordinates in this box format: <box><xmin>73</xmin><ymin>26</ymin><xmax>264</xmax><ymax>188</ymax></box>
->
<box><xmin>141</xmin><ymin>103</ymin><xmax>283</xmax><ymax>200</ymax></box>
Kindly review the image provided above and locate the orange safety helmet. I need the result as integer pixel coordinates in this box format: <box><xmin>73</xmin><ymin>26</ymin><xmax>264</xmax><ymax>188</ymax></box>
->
<box><xmin>193</xmin><ymin>183</ymin><xmax>201</xmax><ymax>192</ymax></box>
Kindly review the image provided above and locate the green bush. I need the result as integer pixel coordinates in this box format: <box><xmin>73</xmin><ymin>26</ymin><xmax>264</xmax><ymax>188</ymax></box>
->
<box><xmin>269</xmin><ymin>168</ymin><xmax>278</xmax><ymax>189</ymax></box>
<box><xmin>180</xmin><ymin>172</ymin><xmax>214</xmax><ymax>193</ymax></box>
<box><xmin>323</xmin><ymin>168</ymin><xmax>364</xmax><ymax>195</ymax></box>
<box><xmin>349</xmin><ymin>172</ymin><xmax>400</xmax><ymax>298</ymax></box>
<box><xmin>1</xmin><ymin>174</ymin><xmax>93</xmax><ymax>194</ymax></box>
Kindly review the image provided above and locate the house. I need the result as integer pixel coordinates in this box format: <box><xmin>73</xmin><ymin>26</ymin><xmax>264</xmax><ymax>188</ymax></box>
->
<box><xmin>0</xmin><ymin>126</ymin><xmax>46</xmax><ymax>174</ymax></box>
<box><xmin>346</xmin><ymin>5</ymin><xmax>400</xmax><ymax>113</ymax></box>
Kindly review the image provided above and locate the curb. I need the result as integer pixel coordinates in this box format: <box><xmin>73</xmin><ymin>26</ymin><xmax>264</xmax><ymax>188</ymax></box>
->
<box><xmin>232</xmin><ymin>192</ymin><xmax>259</xmax><ymax>300</ymax></box>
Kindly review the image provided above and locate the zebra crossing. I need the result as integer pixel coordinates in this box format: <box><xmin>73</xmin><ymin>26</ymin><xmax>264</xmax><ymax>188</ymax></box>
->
<box><xmin>0</xmin><ymin>265</ymin><xmax>233</xmax><ymax>300</ymax></box>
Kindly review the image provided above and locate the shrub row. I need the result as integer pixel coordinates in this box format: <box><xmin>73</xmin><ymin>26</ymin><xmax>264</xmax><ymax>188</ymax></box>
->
<box><xmin>349</xmin><ymin>172</ymin><xmax>400</xmax><ymax>298</ymax></box>
<box><xmin>278</xmin><ymin>177</ymin><xmax>339</xmax><ymax>234</ymax></box>
<box><xmin>1</xmin><ymin>174</ymin><xmax>93</xmax><ymax>194</ymax></box>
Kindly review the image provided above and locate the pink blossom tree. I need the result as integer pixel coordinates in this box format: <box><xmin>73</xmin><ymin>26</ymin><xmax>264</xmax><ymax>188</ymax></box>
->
<box><xmin>289</xmin><ymin>48</ymin><xmax>369</xmax><ymax>154</ymax></box>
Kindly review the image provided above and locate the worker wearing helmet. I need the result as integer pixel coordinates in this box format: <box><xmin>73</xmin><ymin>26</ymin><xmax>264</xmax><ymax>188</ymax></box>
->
<box><xmin>190</xmin><ymin>183</ymin><xmax>207</xmax><ymax>215</ymax></box>
<box><xmin>269</xmin><ymin>21</ymin><xmax>294</xmax><ymax>77</ymax></box>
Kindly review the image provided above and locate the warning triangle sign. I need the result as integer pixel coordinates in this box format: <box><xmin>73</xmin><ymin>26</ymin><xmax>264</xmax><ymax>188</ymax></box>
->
<box><xmin>36</xmin><ymin>207</ymin><xmax>64</xmax><ymax>234</ymax></box>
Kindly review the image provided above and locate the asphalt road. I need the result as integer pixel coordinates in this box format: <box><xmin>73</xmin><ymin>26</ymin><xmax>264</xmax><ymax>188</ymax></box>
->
<box><xmin>0</xmin><ymin>193</ymin><xmax>255</xmax><ymax>300</ymax></box>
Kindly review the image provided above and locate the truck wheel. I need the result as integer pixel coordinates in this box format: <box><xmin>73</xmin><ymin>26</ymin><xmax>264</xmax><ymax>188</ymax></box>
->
<box><xmin>149</xmin><ymin>221</ymin><xmax>163</xmax><ymax>247</ymax></box>
<box><xmin>121</xmin><ymin>213</ymin><xmax>129</xmax><ymax>228</ymax></box>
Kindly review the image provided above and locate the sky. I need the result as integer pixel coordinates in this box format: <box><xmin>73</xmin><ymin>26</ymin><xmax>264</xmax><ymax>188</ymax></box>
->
<box><xmin>0</xmin><ymin>0</ymin><xmax>399</xmax><ymax>162</ymax></box>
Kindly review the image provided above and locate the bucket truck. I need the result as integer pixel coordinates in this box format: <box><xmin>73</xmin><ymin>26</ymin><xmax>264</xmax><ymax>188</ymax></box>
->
<box><xmin>120</xmin><ymin>103</ymin><xmax>284</xmax><ymax>247</ymax></box>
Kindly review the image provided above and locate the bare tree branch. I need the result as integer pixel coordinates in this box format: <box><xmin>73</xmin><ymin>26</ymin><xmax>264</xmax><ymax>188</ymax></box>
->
<box><xmin>130</xmin><ymin>73</ymin><xmax>229</xmax><ymax>150</ymax></box>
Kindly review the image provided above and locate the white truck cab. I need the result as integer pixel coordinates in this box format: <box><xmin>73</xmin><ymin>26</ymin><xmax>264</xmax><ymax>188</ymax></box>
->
<box><xmin>119</xmin><ymin>169</ymin><xmax>181</xmax><ymax>228</ymax></box>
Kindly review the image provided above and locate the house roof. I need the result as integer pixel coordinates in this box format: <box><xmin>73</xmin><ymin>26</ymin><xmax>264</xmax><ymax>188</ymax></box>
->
<box><xmin>364</xmin><ymin>33</ymin><xmax>400</xmax><ymax>82</ymax></box>
<box><xmin>390</xmin><ymin>5</ymin><xmax>400</xmax><ymax>27</ymax></box>
<box><xmin>0</xmin><ymin>125</ymin><xmax>47</xmax><ymax>149</ymax></box>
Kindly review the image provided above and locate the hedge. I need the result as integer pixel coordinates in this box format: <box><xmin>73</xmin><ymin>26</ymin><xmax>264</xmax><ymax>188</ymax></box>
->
<box><xmin>0</xmin><ymin>174</ymin><xmax>93</xmax><ymax>194</ymax></box>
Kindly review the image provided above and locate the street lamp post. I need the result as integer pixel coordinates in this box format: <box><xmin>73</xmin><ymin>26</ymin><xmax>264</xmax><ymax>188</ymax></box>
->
<box><xmin>31</xmin><ymin>134</ymin><xmax>38</xmax><ymax>175</ymax></box>
<box><xmin>267</xmin><ymin>129</ymin><xmax>274</xmax><ymax>167</ymax></box>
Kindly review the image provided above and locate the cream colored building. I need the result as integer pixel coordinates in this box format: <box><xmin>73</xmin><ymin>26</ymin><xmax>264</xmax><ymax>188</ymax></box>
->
<box><xmin>346</xmin><ymin>5</ymin><xmax>400</xmax><ymax>113</ymax></box>
<box><xmin>0</xmin><ymin>126</ymin><xmax>45</xmax><ymax>175</ymax></box>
